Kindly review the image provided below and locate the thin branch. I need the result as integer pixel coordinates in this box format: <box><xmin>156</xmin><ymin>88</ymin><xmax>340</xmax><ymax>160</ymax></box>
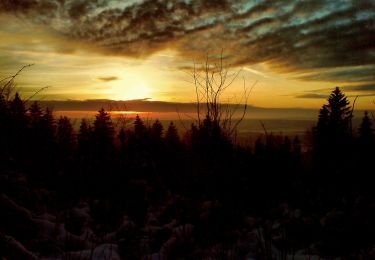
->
<box><xmin>176</xmin><ymin>108</ymin><xmax>188</xmax><ymax>132</ymax></box>
<box><xmin>24</xmin><ymin>86</ymin><xmax>51</xmax><ymax>103</ymax></box>
<box><xmin>349</xmin><ymin>95</ymin><xmax>358</xmax><ymax>135</ymax></box>
<box><xmin>260</xmin><ymin>120</ymin><xmax>268</xmax><ymax>137</ymax></box>
<box><xmin>230</xmin><ymin>80</ymin><xmax>257</xmax><ymax>135</ymax></box>
<box><xmin>1</xmin><ymin>64</ymin><xmax>34</xmax><ymax>96</ymax></box>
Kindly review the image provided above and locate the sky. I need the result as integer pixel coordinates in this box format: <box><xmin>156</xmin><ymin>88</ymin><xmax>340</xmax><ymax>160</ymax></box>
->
<box><xmin>0</xmin><ymin>0</ymin><xmax>375</xmax><ymax>111</ymax></box>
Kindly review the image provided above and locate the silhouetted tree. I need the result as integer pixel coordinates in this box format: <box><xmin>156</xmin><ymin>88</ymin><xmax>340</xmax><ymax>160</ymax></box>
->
<box><xmin>190</xmin><ymin>52</ymin><xmax>252</xmax><ymax>139</ymax></box>
<box><xmin>133</xmin><ymin>114</ymin><xmax>146</xmax><ymax>138</ymax></box>
<box><xmin>313</xmin><ymin>87</ymin><xmax>353</xmax><ymax>172</ymax></box>
<box><xmin>254</xmin><ymin>136</ymin><xmax>265</xmax><ymax>156</ymax></box>
<box><xmin>29</xmin><ymin>101</ymin><xmax>43</xmax><ymax>128</ymax></box>
<box><xmin>9</xmin><ymin>93</ymin><xmax>28</xmax><ymax>158</ymax></box>
<box><xmin>327</xmin><ymin>87</ymin><xmax>351</xmax><ymax>135</ymax></box>
<box><xmin>165</xmin><ymin>121</ymin><xmax>179</xmax><ymax>147</ymax></box>
<box><xmin>41</xmin><ymin>107</ymin><xmax>56</xmax><ymax>142</ymax></box>
<box><xmin>28</xmin><ymin>101</ymin><xmax>46</xmax><ymax>155</ymax></box>
<box><xmin>151</xmin><ymin>119</ymin><xmax>163</xmax><ymax>140</ymax></box>
<box><xmin>0</xmin><ymin>94</ymin><xmax>10</xmax><ymax>156</ymax></box>
<box><xmin>36</xmin><ymin>107</ymin><xmax>56</xmax><ymax>158</ymax></box>
<box><xmin>293</xmin><ymin>136</ymin><xmax>301</xmax><ymax>155</ymax></box>
<box><xmin>77</xmin><ymin>119</ymin><xmax>92</xmax><ymax>154</ymax></box>
<box><xmin>357</xmin><ymin>111</ymin><xmax>374</xmax><ymax>164</ymax></box>
<box><xmin>149</xmin><ymin>119</ymin><xmax>164</xmax><ymax>157</ymax></box>
<box><xmin>93</xmin><ymin>108</ymin><xmax>114</xmax><ymax>153</ymax></box>
<box><xmin>10</xmin><ymin>93</ymin><xmax>28</xmax><ymax>129</ymax></box>
<box><xmin>118</xmin><ymin>127</ymin><xmax>126</xmax><ymax>148</ymax></box>
<box><xmin>358</xmin><ymin>111</ymin><xmax>374</xmax><ymax>144</ymax></box>
<box><xmin>56</xmin><ymin>116</ymin><xmax>75</xmax><ymax>156</ymax></box>
<box><xmin>315</xmin><ymin>105</ymin><xmax>329</xmax><ymax>138</ymax></box>
<box><xmin>281</xmin><ymin>136</ymin><xmax>291</xmax><ymax>155</ymax></box>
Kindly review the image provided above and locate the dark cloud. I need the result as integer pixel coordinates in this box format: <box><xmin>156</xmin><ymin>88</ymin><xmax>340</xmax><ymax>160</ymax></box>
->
<box><xmin>294</xmin><ymin>83</ymin><xmax>375</xmax><ymax>100</ymax></box>
<box><xmin>1</xmin><ymin>0</ymin><xmax>375</xmax><ymax>83</ymax></box>
<box><xmin>30</xmin><ymin>98</ymin><xmax>319</xmax><ymax>119</ymax></box>
<box><xmin>32</xmin><ymin>99</ymin><xmax>201</xmax><ymax>112</ymax></box>
<box><xmin>295</xmin><ymin>92</ymin><xmax>375</xmax><ymax>99</ymax></box>
<box><xmin>297</xmin><ymin>67</ymin><xmax>375</xmax><ymax>82</ymax></box>
<box><xmin>344</xmin><ymin>83</ymin><xmax>375</xmax><ymax>92</ymax></box>
<box><xmin>295</xmin><ymin>93</ymin><xmax>327</xmax><ymax>99</ymax></box>
<box><xmin>97</xmin><ymin>76</ymin><xmax>119</xmax><ymax>82</ymax></box>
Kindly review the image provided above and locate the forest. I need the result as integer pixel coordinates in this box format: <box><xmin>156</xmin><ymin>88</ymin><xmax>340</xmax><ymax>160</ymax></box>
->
<box><xmin>1</xmin><ymin>82</ymin><xmax>375</xmax><ymax>259</ymax></box>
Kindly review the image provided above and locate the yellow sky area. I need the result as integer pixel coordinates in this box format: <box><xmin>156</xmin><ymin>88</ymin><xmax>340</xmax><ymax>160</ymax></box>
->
<box><xmin>0</xmin><ymin>15</ymin><xmax>374</xmax><ymax>110</ymax></box>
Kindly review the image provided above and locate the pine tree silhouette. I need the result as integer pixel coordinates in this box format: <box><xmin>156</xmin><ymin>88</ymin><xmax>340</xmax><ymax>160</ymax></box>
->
<box><xmin>292</xmin><ymin>136</ymin><xmax>301</xmax><ymax>155</ymax></box>
<box><xmin>9</xmin><ymin>93</ymin><xmax>28</xmax><ymax>158</ymax></box>
<box><xmin>118</xmin><ymin>127</ymin><xmax>126</xmax><ymax>148</ymax></box>
<box><xmin>315</xmin><ymin>105</ymin><xmax>329</xmax><ymax>136</ymax></box>
<box><xmin>56</xmin><ymin>116</ymin><xmax>75</xmax><ymax>156</ymax></box>
<box><xmin>41</xmin><ymin>107</ymin><xmax>56</xmax><ymax>147</ymax></box>
<box><xmin>78</xmin><ymin>119</ymin><xmax>92</xmax><ymax>154</ymax></box>
<box><xmin>150</xmin><ymin>119</ymin><xmax>164</xmax><ymax>155</ymax></box>
<box><xmin>134</xmin><ymin>114</ymin><xmax>146</xmax><ymax>137</ymax></box>
<box><xmin>93</xmin><ymin>108</ymin><xmax>114</xmax><ymax>154</ymax></box>
<box><xmin>28</xmin><ymin>101</ymin><xmax>45</xmax><ymax>155</ymax></box>
<box><xmin>10</xmin><ymin>93</ymin><xmax>28</xmax><ymax>129</ymax></box>
<box><xmin>313</xmin><ymin>87</ymin><xmax>353</xmax><ymax>175</ymax></box>
<box><xmin>151</xmin><ymin>119</ymin><xmax>163</xmax><ymax>140</ymax></box>
<box><xmin>29</xmin><ymin>101</ymin><xmax>43</xmax><ymax>128</ymax></box>
<box><xmin>327</xmin><ymin>87</ymin><xmax>351</xmax><ymax>135</ymax></box>
<box><xmin>0</xmin><ymin>94</ymin><xmax>9</xmax><ymax>156</ymax></box>
<box><xmin>358</xmin><ymin>111</ymin><xmax>374</xmax><ymax>160</ymax></box>
<box><xmin>358</xmin><ymin>111</ymin><xmax>374</xmax><ymax>143</ymax></box>
<box><xmin>254</xmin><ymin>136</ymin><xmax>265</xmax><ymax>156</ymax></box>
<box><xmin>165</xmin><ymin>121</ymin><xmax>179</xmax><ymax>146</ymax></box>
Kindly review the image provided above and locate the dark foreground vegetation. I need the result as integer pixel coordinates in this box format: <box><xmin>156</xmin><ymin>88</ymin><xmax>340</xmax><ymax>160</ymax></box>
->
<box><xmin>1</xmin><ymin>86</ymin><xmax>375</xmax><ymax>259</ymax></box>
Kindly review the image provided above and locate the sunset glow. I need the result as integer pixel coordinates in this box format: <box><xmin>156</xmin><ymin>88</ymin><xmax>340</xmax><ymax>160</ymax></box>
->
<box><xmin>0</xmin><ymin>1</ymin><xmax>374</xmax><ymax>111</ymax></box>
<box><xmin>2</xmin><ymin>2</ymin><xmax>375</xmax><ymax>258</ymax></box>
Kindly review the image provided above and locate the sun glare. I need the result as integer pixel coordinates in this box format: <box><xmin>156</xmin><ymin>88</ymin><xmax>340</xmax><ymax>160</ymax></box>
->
<box><xmin>112</xmin><ymin>81</ymin><xmax>151</xmax><ymax>101</ymax></box>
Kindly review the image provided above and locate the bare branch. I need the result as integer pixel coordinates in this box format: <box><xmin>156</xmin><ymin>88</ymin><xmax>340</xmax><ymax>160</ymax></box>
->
<box><xmin>24</xmin><ymin>86</ymin><xmax>51</xmax><ymax>103</ymax></box>
<box><xmin>176</xmin><ymin>108</ymin><xmax>189</xmax><ymax>132</ymax></box>
<box><xmin>349</xmin><ymin>95</ymin><xmax>359</xmax><ymax>135</ymax></box>
<box><xmin>189</xmin><ymin>51</ymin><xmax>254</xmax><ymax>140</ymax></box>
<box><xmin>1</xmin><ymin>64</ymin><xmax>34</xmax><ymax>97</ymax></box>
<box><xmin>259</xmin><ymin>121</ymin><xmax>268</xmax><ymax>137</ymax></box>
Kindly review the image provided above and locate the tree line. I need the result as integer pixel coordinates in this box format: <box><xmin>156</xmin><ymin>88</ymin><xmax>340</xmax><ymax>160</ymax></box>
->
<box><xmin>1</xmin><ymin>86</ymin><xmax>375</xmax><ymax>258</ymax></box>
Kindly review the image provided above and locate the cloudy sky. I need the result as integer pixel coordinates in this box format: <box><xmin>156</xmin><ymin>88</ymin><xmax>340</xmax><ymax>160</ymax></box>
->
<box><xmin>1</xmin><ymin>0</ymin><xmax>375</xmax><ymax>109</ymax></box>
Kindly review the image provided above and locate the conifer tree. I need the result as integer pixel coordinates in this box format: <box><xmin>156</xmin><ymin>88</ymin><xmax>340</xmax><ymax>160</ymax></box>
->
<box><xmin>41</xmin><ymin>107</ymin><xmax>56</xmax><ymax>144</ymax></box>
<box><xmin>315</xmin><ymin>105</ymin><xmax>329</xmax><ymax>135</ymax></box>
<box><xmin>57</xmin><ymin>116</ymin><xmax>75</xmax><ymax>155</ymax></box>
<box><xmin>358</xmin><ymin>111</ymin><xmax>374</xmax><ymax>145</ymax></box>
<box><xmin>254</xmin><ymin>137</ymin><xmax>264</xmax><ymax>156</ymax></box>
<box><xmin>165</xmin><ymin>121</ymin><xmax>179</xmax><ymax>145</ymax></box>
<box><xmin>150</xmin><ymin>119</ymin><xmax>164</xmax><ymax>153</ymax></box>
<box><xmin>327</xmin><ymin>87</ymin><xmax>351</xmax><ymax>134</ymax></box>
<box><xmin>93</xmin><ymin>108</ymin><xmax>114</xmax><ymax>145</ymax></box>
<box><xmin>151</xmin><ymin>119</ymin><xmax>163</xmax><ymax>140</ymax></box>
<box><xmin>118</xmin><ymin>127</ymin><xmax>126</xmax><ymax>147</ymax></box>
<box><xmin>134</xmin><ymin>114</ymin><xmax>146</xmax><ymax>137</ymax></box>
<box><xmin>29</xmin><ymin>101</ymin><xmax>43</xmax><ymax>127</ymax></box>
<box><xmin>313</xmin><ymin>87</ymin><xmax>353</xmax><ymax>171</ymax></box>
<box><xmin>78</xmin><ymin>119</ymin><xmax>92</xmax><ymax>153</ymax></box>
<box><xmin>292</xmin><ymin>136</ymin><xmax>301</xmax><ymax>155</ymax></box>
<box><xmin>9</xmin><ymin>93</ymin><xmax>28</xmax><ymax>157</ymax></box>
<box><xmin>10</xmin><ymin>93</ymin><xmax>28</xmax><ymax>129</ymax></box>
<box><xmin>0</xmin><ymin>94</ymin><xmax>10</xmax><ymax>156</ymax></box>
<box><xmin>314</xmin><ymin>87</ymin><xmax>352</xmax><ymax>141</ymax></box>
